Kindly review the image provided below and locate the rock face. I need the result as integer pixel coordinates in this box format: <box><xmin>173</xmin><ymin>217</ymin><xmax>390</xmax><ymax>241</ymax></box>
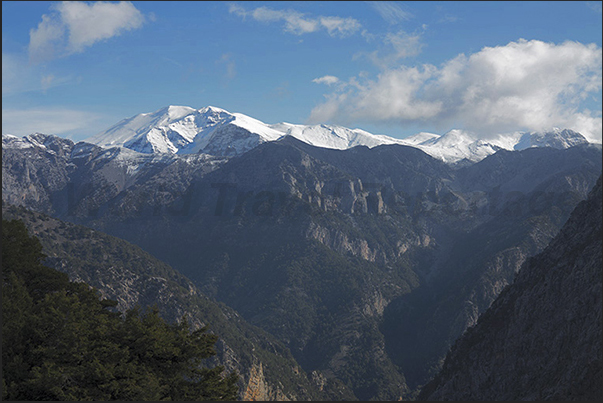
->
<box><xmin>419</xmin><ymin>175</ymin><xmax>602</xmax><ymax>401</ymax></box>
<box><xmin>2</xmin><ymin>134</ymin><xmax>75</xmax><ymax>213</ymax></box>
<box><xmin>242</xmin><ymin>362</ymin><xmax>293</xmax><ymax>401</ymax></box>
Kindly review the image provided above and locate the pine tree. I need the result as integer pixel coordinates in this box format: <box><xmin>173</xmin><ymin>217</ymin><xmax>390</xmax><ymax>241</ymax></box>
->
<box><xmin>2</xmin><ymin>219</ymin><xmax>239</xmax><ymax>401</ymax></box>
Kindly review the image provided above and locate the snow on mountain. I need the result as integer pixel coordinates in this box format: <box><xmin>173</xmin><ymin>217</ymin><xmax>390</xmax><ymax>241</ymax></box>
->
<box><xmin>88</xmin><ymin>106</ymin><xmax>286</xmax><ymax>157</ymax></box>
<box><xmin>397</xmin><ymin>130</ymin><xmax>504</xmax><ymax>164</ymax></box>
<box><xmin>397</xmin><ymin>128</ymin><xmax>591</xmax><ymax>164</ymax></box>
<box><xmin>2</xmin><ymin>133</ymin><xmax>32</xmax><ymax>149</ymax></box>
<box><xmin>88</xmin><ymin>106</ymin><xmax>208</xmax><ymax>154</ymax></box>
<box><xmin>269</xmin><ymin>122</ymin><xmax>406</xmax><ymax>150</ymax></box>
<box><xmin>399</xmin><ymin>132</ymin><xmax>441</xmax><ymax>146</ymax></box>
<box><xmin>513</xmin><ymin>128</ymin><xmax>589</xmax><ymax>150</ymax></box>
<box><xmin>87</xmin><ymin>105</ymin><xmax>410</xmax><ymax>157</ymax></box>
<box><xmin>2</xmin><ymin>133</ymin><xmax>74</xmax><ymax>155</ymax></box>
<box><xmin>85</xmin><ymin>105</ymin><xmax>595</xmax><ymax>164</ymax></box>
<box><xmin>3</xmin><ymin>132</ymin><xmax>227</xmax><ymax>190</ymax></box>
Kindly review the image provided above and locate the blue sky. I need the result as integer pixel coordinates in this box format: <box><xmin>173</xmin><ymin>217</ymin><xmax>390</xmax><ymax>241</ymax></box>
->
<box><xmin>2</xmin><ymin>1</ymin><xmax>602</xmax><ymax>142</ymax></box>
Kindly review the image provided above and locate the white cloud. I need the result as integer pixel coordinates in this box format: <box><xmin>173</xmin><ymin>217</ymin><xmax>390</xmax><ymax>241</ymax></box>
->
<box><xmin>58</xmin><ymin>1</ymin><xmax>145</xmax><ymax>52</ymax></box>
<box><xmin>319</xmin><ymin>16</ymin><xmax>362</xmax><ymax>37</ymax></box>
<box><xmin>2</xmin><ymin>107</ymin><xmax>104</xmax><ymax>139</ymax></box>
<box><xmin>229</xmin><ymin>4</ymin><xmax>361</xmax><ymax>37</ymax></box>
<box><xmin>252</xmin><ymin>7</ymin><xmax>318</xmax><ymax>34</ymax></box>
<box><xmin>359</xmin><ymin>30</ymin><xmax>424</xmax><ymax>69</ymax></box>
<box><xmin>310</xmin><ymin>65</ymin><xmax>441</xmax><ymax>126</ymax></box>
<box><xmin>561</xmin><ymin>110</ymin><xmax>603</xmax><ymax>143</ymax></box>
<box><xmin>312</xmin><ymin>75</ymin><xmax>340</xmax><ymax>86</ymax></box>
<box><xmin>29</xmin><ymin>1</ymin><xmax>146</xmax><ymax>63</ymax></box>
<box><xmin>310</xmin><ymin>39</ymin><xmax>603</xmax><ymax>142</ymax></box>
<box><xmin>29</xmin><ymin>14</ymin><xmax>65</xmax><ymax>63</ymax></box>
<box><xmin>370</xmin><ymin>1</ymin><xmax>413</xmax><ymax>24</ymax></box>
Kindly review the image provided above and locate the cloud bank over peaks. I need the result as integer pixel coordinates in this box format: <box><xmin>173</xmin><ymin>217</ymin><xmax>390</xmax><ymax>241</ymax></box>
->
<box><xmin>29</xmin><ymin>1</ymin><xmax>147</xmax><ymax>63</ymax></box>
<box><xmin>310</xmin><ymin>39</ymin><xmax>603</xmax><ymax>142</ymax></box>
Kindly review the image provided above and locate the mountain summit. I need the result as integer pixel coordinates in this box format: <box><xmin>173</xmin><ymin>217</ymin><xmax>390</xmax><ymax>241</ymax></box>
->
<box><xmin>513</xmin><ymin>128</ymin><xmax>590</xmax><ymax>150</ymax></box>
<box><xmin>87</xmin><ymin>105</ymin><xmax>406</xmax><ymax>157</ymax></box>
<box><xmin>87</xmin><ymin>105</ymin><xmax>282</xmax><ymax>156</ymax></box>
<box><xmin>401</xmin><ymin>128</ymin><xmax>590</xmax><ymax>164</ymax></box>
<box><xmin>86</xmin><ymin>105</ymin><xmax>593</xmax><ymax>163</ymax></box>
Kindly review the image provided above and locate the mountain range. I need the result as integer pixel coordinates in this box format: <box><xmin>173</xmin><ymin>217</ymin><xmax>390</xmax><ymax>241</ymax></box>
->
<box><xmin>2</xmin><ymin>105</ymin><xmax>601</xmax><ymax>400</ymax></box>
<box><xmin>85</xmin><ymin>105</ymin><xmax>592</xmax><ymax>163</ymax></box>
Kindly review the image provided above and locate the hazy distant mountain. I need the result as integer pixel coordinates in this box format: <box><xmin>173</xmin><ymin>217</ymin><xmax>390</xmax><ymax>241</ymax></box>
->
<box><xmin>84</xmin><ymin>105</ymin><xmax>593</xmax><ymax>163</ymax></box>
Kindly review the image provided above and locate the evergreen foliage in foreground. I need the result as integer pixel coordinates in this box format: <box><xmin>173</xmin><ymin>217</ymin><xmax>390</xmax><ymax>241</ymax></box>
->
<box><xmin>1</xmin><ymin>218</ymin><xmax>239</xmax><ymax>401</ymax></box>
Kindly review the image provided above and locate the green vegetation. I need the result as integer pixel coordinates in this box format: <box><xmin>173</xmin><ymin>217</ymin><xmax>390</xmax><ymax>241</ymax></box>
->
<box><xmin>2</xmin><ymin>218</ymin><xmax>239</xmax><ymax>401</ymax></box>
<box><xmin>2</xmin><ymin>204</ymin><xmax>334</xmax><ymax>400</ymax></box>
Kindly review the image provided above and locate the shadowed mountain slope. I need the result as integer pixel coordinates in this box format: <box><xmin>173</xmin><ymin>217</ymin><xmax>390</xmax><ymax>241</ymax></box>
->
<box><xmin>419</xmin><ymin>176</ymin><xmax>602</xmax><ymax>400</ymax></box>
<box><xmin>2</xmin><ymin>203</ymin><xmax>347</xmax><ymax>401</ymax></box>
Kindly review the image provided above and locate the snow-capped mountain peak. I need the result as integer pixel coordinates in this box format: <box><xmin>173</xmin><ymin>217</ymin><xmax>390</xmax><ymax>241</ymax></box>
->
<box><xmin>431</xmin><ymin>129</ymin><xmax>476</xmax><ymax>147</ymax></box>
<box><xmin>514</xmin><ymin>128</ymin><xmax>589</xmax><ymax>150</ymax></box>
<box><xmin>268</xmin><ymin>122</ymin><xmax>405</xmax><ymax>150</ymax></box>
<box><xmin>88</xmin><ymin>105</ymin><xmax>241</xmax><ymax>155</ymax></box>
<box><xmin>397</xmin><ymin>129</ymin><xmax>502</xmax><ymax>164</ymax></box>
<box><xmin>2</xmin><ymin>133</ymin><xmax>74</xmax><ymax>155</ymax></box>
<box><xmin>86</xmin><ymin>105</ymin><xmax>406</xmax><ymax>157</ymax></box>
<box><xmin>165</xmin><ymin>105</ymin><xmax>196</xmax><ymax>120</ymax></box>
<box><xmin>399</xmin><ymin>132</ymin><xmax>441</xmax><ymax>146</ymax></box>
<box><xmin>84</xmin><ymin>105</ymin><xmax>595</xmax><ymax>163</ymax></box>
<box><xmin>396</xmin><ymin>127</ymin><xmax>592</xmax><ymax>164</ymax></box>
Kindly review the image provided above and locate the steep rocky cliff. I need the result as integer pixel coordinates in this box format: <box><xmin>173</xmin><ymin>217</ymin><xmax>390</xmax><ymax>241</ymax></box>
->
<box><xmin>419</xmin><ymin>175</ymin><xmax>602</xmax><ymax>400</ymax></box>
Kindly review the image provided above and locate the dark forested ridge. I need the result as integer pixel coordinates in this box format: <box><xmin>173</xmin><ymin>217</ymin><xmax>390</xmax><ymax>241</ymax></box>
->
<box><xmin>1</xmin><ymin>204</ymin><xmax>343</xmax><ymax>401</ymax></box>
<box><xmin>419</xmin><ymin>175</ymin><xmax>603</xmax><ymax>400</ymax></box>
<box><xmin>1</xmin><ymin>218</ymin><xmax>238</xmax><ymax>401</ymax></box>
